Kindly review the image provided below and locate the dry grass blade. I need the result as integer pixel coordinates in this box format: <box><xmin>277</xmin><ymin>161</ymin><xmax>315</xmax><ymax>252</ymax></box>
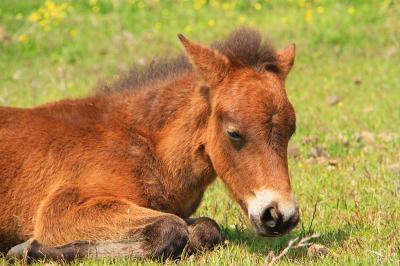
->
<box><xmin>297</xmin><ymin>233</ymin><xmax>320</xmax><ymax>248</ymax></box>
<box><xmin>264</xmin><ymin>237</ymin><xmax>298</xmax><ymax>266</ymax></box>
<box><xmin>264</xmin><ymin>233</ymin><xmax>322</xmax><ymax>266</ymax></box>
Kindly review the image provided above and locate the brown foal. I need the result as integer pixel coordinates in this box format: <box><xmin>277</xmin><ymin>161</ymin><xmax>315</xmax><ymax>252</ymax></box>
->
<box><xmin>0</xmin><ymin>28</ymin><xmax>299</xmax><ymax>261</ymax></box>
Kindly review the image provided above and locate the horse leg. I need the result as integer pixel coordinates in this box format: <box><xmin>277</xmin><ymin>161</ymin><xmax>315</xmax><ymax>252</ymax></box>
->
<box><xmin>185</xmin><ymin>217</ymin><xmax>222</xmax><ymax>254</ymax></box>
<box><xmin>6</xmin><ymin>217</ymin><xmax>223</xmax><ymax>262</ymax></box>
<box><xmin>7</xmin><ymin>186</ymin><xmax>189</xmax><ymax>261</ymax></box>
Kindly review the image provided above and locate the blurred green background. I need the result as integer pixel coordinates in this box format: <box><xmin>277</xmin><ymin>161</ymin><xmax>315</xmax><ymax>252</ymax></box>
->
<box><xmin>0</xmin><ymin>0</ymin><xmax>399</xmax><ymax>265</ymax></box>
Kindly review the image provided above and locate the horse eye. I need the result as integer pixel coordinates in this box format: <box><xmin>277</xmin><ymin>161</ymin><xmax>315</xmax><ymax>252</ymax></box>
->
<box><xmin>227</xmin><ymin>130</ymin><xmax>242</xmax><ymax>140</ymax></box>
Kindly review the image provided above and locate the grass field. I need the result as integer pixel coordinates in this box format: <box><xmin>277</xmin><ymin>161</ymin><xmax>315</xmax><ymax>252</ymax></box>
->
<box><xmin>1</xmin><ymin>0</ymin><xmax>400</xmax><ymax>265</ymax></box>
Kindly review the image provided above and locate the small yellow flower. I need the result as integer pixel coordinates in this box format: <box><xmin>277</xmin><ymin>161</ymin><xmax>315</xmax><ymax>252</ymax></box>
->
<box><xmin>29</xmin><ymin>12</ymin><xmax>40</xmax><ymax>22</ymax></box>
<box><xmin>184</xmin><ymin>25</ymin><xmax>192</xmax><ymax>33</ymax></box>
<box><xmin>208</xmin><ymin>19</ymin><xmax>215</xmax><ymax>27</ymax></box>
<box><xmin>222</xmin><ymin>3</ymin><xmax>232</xmax><ymax>11</ymax></box>
<box><xmin>194</xmin><ymin>0</ymin><xmax>206</xmax><ymax>10</ymax></box>
<box><xmin>18</xmin><ymin>34</ymin><xmax>28</xmax><ymax>43</ymax></box>
<box><xmin>27</xmin><ymin>1</ymin><xmax>71</xmax><ymax>32</ymax></box>
<box><xmin>281</xmin><ymin>16</ymin><xmax>288</xmax><ymax>24</ymax></box>
<box><xmin>304</xmin><ymin>9</ymin><xmax>313</xmax><ymax>23</ymax></box>
<box><xmin>316</xmin><ymin>6</ymin><xmax>324</xmax><ymax>14</ymax></box>
<box><xmin>69</xmin><ymin>29</ymin><xmax>77</xmax><ymax>37</ymax></box>
<box><xmin>45</xmin><ymin>1</ymin><xmax>56</xmax><ymax>11</ymax></box>
<box><xmin>254</xmin><ymin>3</ymin><xmax>262</xmax><ymax>11</ymax></box>
<box><xmin>347</xmin><ymin>6</ymin><xmax>355</xmax><ymax>15</ymax></box>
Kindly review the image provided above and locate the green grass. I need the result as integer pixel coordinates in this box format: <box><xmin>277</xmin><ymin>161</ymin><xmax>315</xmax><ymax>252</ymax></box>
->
<box><xmin>1</xmin><ymin>0</ymin><xmax>399</xmax><ymax>265</ymax></box>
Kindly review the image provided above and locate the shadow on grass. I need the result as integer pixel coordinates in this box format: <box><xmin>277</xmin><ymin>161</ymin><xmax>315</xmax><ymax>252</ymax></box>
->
<box><xmin>221</xmin><ymin>223</ymin><xmax>354</xmax><ymax>257</ymax></box>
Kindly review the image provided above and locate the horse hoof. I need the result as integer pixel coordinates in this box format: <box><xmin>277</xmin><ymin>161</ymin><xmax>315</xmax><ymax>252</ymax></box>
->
<box><xmin>6</xmin><ymin>239</ymin><xmax>37</xmax><ymax>259</ymax></box>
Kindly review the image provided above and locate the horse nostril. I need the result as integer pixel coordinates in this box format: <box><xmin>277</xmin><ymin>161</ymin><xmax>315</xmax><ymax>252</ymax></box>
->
<box><xmin>261</xmin><ymin>203</ymin><xmax>280</xmax><ymax>228</ymax></box>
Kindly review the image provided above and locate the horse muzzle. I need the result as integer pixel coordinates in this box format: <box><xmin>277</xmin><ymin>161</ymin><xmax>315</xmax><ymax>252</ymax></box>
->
<box><xmin>246</xmin><ymin>190</ymin><xmax>300</xmax><ymax>237</ymax></box>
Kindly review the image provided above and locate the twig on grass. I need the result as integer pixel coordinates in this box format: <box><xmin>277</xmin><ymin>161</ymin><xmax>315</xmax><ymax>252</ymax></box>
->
<box><xmin>264</xmin><ymin>233</ymin><xmax>321</xmax><ymax>266</ymax></box>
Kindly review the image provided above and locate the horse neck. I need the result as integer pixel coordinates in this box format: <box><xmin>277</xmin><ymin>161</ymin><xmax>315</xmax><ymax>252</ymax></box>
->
<box><xmin>112</xmin><ymin>74</ymin><xmax>216</xmax><ymax>189</ymax></box>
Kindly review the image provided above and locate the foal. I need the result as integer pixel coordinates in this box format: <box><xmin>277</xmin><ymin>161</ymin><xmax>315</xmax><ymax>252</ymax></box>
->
<box><xmin>1</xmin><ymin>28</ymin><xmax>299</xmax><ymax>261</ymax></box>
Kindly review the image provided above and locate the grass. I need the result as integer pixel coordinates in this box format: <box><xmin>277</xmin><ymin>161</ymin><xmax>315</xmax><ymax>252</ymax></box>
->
<box><xmin>1</xmin><ymin>0</ymin><xmax>399</xmax><ymax>265</ymax></box>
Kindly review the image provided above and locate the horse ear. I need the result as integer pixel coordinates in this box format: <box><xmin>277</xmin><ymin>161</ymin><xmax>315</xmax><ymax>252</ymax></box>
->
<box><xmin>178</xmin><ymin>34</ymin><xmax>230</xmax><ymax>87</ymax></box>
<box><xmin>276</xmin><ymin>43</ymin><xmax>296</xmax><ymax>78</ymax></box>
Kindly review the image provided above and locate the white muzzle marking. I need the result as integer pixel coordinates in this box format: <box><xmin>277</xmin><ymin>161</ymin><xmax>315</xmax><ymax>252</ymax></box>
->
<box><xmin>246</xmin><ymin>189</ymin><xmax>297</xmax><ymax>223</ymax></box>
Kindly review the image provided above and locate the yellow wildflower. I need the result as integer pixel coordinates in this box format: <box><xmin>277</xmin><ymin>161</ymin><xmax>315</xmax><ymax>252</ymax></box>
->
<box><xmin>45</xmin><ymin>1</ymin><xmax>56</xmax><ymax>10</ymax></box>
<box><xmin>316</xmin><ymin>6</ymin><xmax>324</xmax><ymax>14</ymax></box>
<box><xmin>254</xmin><ymin>3</ymin><xmax>262</xmax><ymax>11</ymax></box>
<box><xmin>304</xmin><ymin>9</ymin><xmax>312</xmax><ymax>23</ymax></box>
<box><xmin>222</xmin><ymin>3</ymin><xmax>232</xmax><ymax>11</ymax></box>
<box><xmin>281</xmin><ymin>16</ymin><xmax>288</xmax><ymax>24</ymax></box>
<box><xmin>69</xmin><ymin>29</ymin><xmax>77</xmax><ymax>37</ymax></box>
<box><xmin>28</xmin><ymin>1</ymin><xmax>70</xmax><ymax>32</ymax></box>
<box><xmin>347</xmin><ymin>6</ymin><xmax>355</xmax><ymax>15</ymax></box>
<box><xmin>18</xmin><ymin>34</ymin><xmax>28</xmax><ymax>43</ymax></box>
<box><xmin>184</xmin><ymin>25</ymin><xmax>192</xmax><ymax>33</ymax></box>
<box><xmin>29</xmin><ymin>12</ymin><xmax>40</xmax><ymax>22</ymax></box>
<box><xmin>194</xmin><ymin>0</ymin><xmax>206</xmax><ymax>10</ymax></box>
<box><xmin>208</xmin><ymin>19</ymin><xmax>216</xmax><ymax>27</ymax></box>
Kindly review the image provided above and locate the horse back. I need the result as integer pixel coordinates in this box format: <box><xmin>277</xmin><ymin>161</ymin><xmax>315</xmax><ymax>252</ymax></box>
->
<box><xmin>0</xmin><ymin>100</ymin><xmax>120</xmax><ymax>249</ymax></box>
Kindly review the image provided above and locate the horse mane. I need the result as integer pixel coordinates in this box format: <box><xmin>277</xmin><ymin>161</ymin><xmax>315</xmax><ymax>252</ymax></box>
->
<box><xmin>97</xmin><ymin>28</ymin><xmax>277</xmax><ymax>94</ymax></box>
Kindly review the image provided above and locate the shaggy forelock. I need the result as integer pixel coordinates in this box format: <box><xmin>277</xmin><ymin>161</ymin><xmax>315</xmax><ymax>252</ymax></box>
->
<box><xmin>98</xmin><ymin>28</ymin><xmax>277</xmax><ymax>93</ymax></box>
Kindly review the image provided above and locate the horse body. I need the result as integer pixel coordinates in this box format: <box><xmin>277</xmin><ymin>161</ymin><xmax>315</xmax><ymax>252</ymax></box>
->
<box><xmin>1</xmin><ymin>28</ymin><xmax>300</xmax><ymax>260</ymax></box>
<box><xmin>0</xmin><ymin>73</ymin><xmax>212</xmax><ymax>244</ymax></box>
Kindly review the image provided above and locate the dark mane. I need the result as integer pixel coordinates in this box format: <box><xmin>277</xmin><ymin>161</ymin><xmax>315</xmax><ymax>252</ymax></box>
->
<box><xmin>98</xmin><ymin>28</ymin><xmax>277</xmax><ymax>93</ymax></box>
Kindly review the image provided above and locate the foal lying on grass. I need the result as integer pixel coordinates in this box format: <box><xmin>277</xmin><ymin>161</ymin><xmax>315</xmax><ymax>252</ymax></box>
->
<box><xmin>1</xmin><ymin>28</ymin><xmax>299</xmax><ymax>261</ymax></box>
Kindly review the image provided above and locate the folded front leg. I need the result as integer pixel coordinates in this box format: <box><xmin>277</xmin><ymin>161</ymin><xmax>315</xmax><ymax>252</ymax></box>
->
<box><xmin>7</xmin><ymin>186</ymin><xmax>189</xmax><ymax>261</ymax></box>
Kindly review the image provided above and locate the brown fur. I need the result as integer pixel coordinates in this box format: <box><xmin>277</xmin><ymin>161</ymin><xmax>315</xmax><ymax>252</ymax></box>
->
<box><xmin>0</xmin><ymin>28</ymin><xmax>297</xmax><ymax>260</ymax></box>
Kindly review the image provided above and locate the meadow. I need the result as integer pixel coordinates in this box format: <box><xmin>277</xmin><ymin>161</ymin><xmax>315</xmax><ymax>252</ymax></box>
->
<box><xmin>0</xmin><ymin>0</ymin><xmax>399</xmax><ymax>265</ymax></box>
